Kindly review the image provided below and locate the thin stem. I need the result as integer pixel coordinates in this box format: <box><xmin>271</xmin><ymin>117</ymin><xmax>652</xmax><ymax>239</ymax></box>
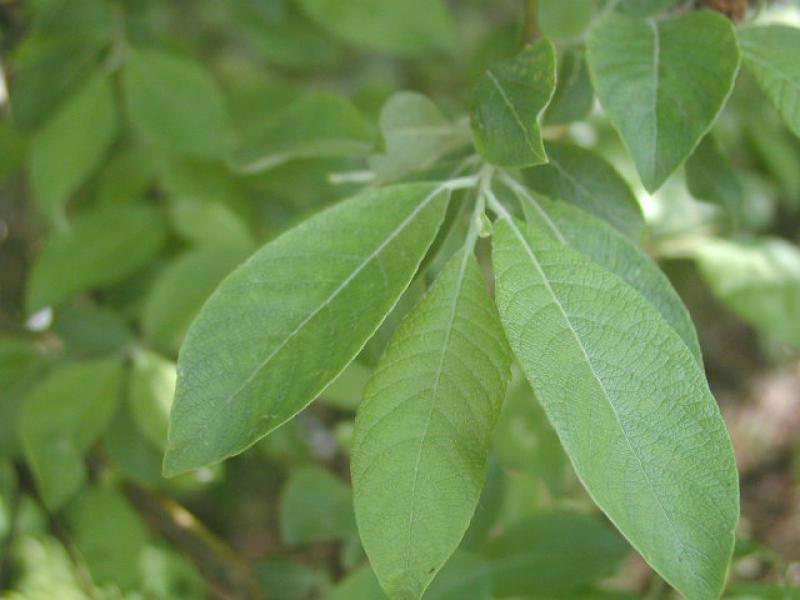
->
<box><xmin>484</xmin><ymin>181</ymin><xmax>513</xmax><ymax>222</ymax></box>
<box><xmin>522</xmin><ymin>0</ymin><xmax>540</xmax><ymax>45</ymax></box>
<box><xmin>327</xmin><ymin>170</ymin><xmax>377</xmax><ymax>185</ymax></box>
<box><xmin>498</xmin><ymin>171</ymin><xmax>566</xmax><ymax>243</ymax></box>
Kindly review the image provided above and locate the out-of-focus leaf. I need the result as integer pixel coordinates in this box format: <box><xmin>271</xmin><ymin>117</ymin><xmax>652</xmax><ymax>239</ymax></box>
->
<box><xmin>52</xmin><ymin>303</ymin><xmax>133</xmax><ymax>355</ymax></box>
<box><xmin>129</xmin><ymin>349</ymin><xmax>176</xmax><ymax>449</ymax></box>
<box><xmin>545</xmin><ymin>48</ymin><xmax>594</xmax><ymax>125</ymax></box>
<box><xmin>493</xmin><ymin>373</ymin><xmax>566</xmax><ymax>494</ymax></box>
<box><xmin>231</xmin><ymin>93</ymin><xmax>375</xmax><ymax>173</ymax></box>
<box><xmin>9</xmin><ymin>0</ymin><xmax>114</xmax><ymax>130</ymax></box>
<box><xmin>68</xmin><ymin>487</ymin><xmax>149</xmax><ymax>589</ymax></box>
<box><xmin>95</xmin><ymin>144</ymin><xmax>158</xmax><ymax>205</ymax></box>
<box><xmin>320</xmin><ymin>361</ymin><xmax>372</xmax><ymax>411</ymax></box>
<box><xmin>539</xmin><ymin>0</ymin><xmax>595</xmax><ymax>39</ymax></box>
<box><xmin>0</xmin><ymin>338</ymin><xmax>42</xmax><ymax>457</ymax></box>
<box><xmin>613</xmin><ymin>0</ymin><xmax>680</xmax><ymax>16</ymax></box>
<box><xmin>280</xmin><ymin>466</ymin><xmax>356</xmax><ymax>545</ymax></box>
<box><xmin>138</xmin><ymin>545</ymin><xmax>205</xmax><ymax>600</ymax></box>
<box><xmin>686</xmin><ymin>134</ymin><xmax>744</xmax><ymax>222</ymax></box>
<box><xmin>587</xmin><ymin>10</ymin><xmax>739</xmax><ymax>191</ymax></box>
<box><xmin>26</xmin><ymin>203</ymin><xmax>167</xmax><ymax>313</ymax></box>
<box><xmin>739</xmin><ymin>25</ymin><xmax>800</xmax><ymax>138</ymax></box>
<box><xmin>123</xmin><ymin>48</ymin><xmax>228</xmax><ymax>159</ymax></box>
<box><xmin>29</xmin><ymin>73</ymin><xmax>118</xmax><ymax>220</ymax></box>
<box><xmin>471</xmin><ymin>40</ymin><xmax>557</xmax><ymax>168</ymax></box>
<box><xmin>746</xmin><ymin>117</ymin><xmax>800</xmax><ymax>204</ymax></box>
<box><xmin>105</xmin><ymin>403</ymin><xmax>164</xmax><ymax>487</ymax></box>
<box><xmin>727</xmin><ymin>584</ymin><xmax>800</xmax><ymax>599</ymax></box>
<box><xmin>296</xmin><ymin>0</ymin><xmax>454</xmax><ymax>56</ymax></box>
<box><xmin>19</xmin><ymin>359</ymin><xmax>122</xmax><ymax>509</ymax></box>
<box><xmin>369</xmin><ymin>92</ymin><xmax>470</xmax><ymax>181</ymax></box>
<box><xmin>485</xmin><ymin>511</ymin><xmax>629</xmax><ymax>597</ymax></box>
<box><xmin>141</xmin><ymin>247</ymin><xmax>247</xmax><ymax>354</ymax></box>
<box><xmin>233</xmin><ymin>1</ymin><xmax>341</xmax><ymax>69</ymax></box>
<box><xmin>328</xmin><ymin>553</ymin><xmax>492</xmax><ymax>600</ymax></box>
<box><xmin>694</xmin><ymin>237</ymin><xmax>800</xmax><ymax>347</ymax></box>
<box><xmin>523</xmin><ymin>142</ymin><xmax>644</xmax><ymax>240</ymax></box>
<box><xmin>255</xmin><ymin>560</ymin><xmax>327</xmax><ymax>600</ymax></box>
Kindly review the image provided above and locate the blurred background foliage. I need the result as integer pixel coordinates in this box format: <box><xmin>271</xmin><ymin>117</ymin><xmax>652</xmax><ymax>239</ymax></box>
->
<box><xmin>1</xmin><ymin>0</ymin><xmax>800</xmax><ymax>598</ymax></box>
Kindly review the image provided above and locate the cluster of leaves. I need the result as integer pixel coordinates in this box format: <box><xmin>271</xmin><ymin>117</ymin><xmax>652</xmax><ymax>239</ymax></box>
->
<box><xmin>2</xmin><ymin>0</ymin><xmax>800</xmax><ymax>599</ymax></box>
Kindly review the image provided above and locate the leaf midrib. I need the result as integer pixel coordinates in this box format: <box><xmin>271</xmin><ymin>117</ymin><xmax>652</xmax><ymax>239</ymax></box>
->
<box><xmin>230</xmin><ymin>186</ymin><xmax>446</xmax><ymax>405</ymax></box>
<box><xmin>486</xmin><ymin>71</ymin><xmax>538</xmax><ymax>156</ymax></box>
<box><xmin>500</xmin><ymin>216</ymin><xmax>682</xmax><ymax>557</ymax></box>
<box><xmin>172</xmin><ymin>184</ymin><xmax>448</xmax><ymax>463</ymax></box>
<box><xmin>403</xmin><ymin>243</ymin><xmax>472</xmax><ymax>579</ymax></box>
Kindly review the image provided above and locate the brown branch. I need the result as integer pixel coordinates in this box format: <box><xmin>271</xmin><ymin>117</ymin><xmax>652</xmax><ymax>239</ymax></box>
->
<box><xmin>122</xmin><ymin>481</ymin><xmax>265</xmax><ymax>600</ymax></box>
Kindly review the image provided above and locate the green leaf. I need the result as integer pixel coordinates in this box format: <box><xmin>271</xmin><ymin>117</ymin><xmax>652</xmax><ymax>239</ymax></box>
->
<box><xmin>491</xmin><ymin>215</ymin><xmax>739</xmax><ymax>600</ymax></box>
<box><xmin>522</xmin><ymin>142</ymin><xmax>644</xmax><ymax>240</ymax></box>
<box><xmin>68</xmin><ymin>487</ymin><xmax>149</xmax><ymax>589</ymax></box>
<box><xmin>693</xmin><ymin>237</ymin><xmax>800</xmax><ymax>348</ymax></box>
<box><xmin>164</xmin><ymin>182</ymin><xmax>451</xmax><ymax>475</ymax></box>
<box><xmin>329</xmin><ymin>554</ymin><xmax>492</xmax><ymax>600</ymax></box>
<box><xmin>727</xmin><ymin>584</ymin><xmax>800</xmax><ymax>600</ymax></box>
<box><xmin>587</xmin><ymin>11</ymin><xmax>739</xmax><ymax>191</ymax></box>
<box><xmin>352</xmin><ymin>246</ymin><xmax>511</xmax><ymax>600</ymax></box>
<box><xmin>95</xmin><ymin>144</ymin><xmax>158</xmax><ymax>206</ymax></box>
<box><xmin>231</xmin><ymin>93</ymin><xmax>375</xmax><ymax>173</ymax></box>
<box><xmin>613</xmin><ymin>0</ymin><xmax>679</xmax><ymax>17</ymax></box>
<box><xmin>52</xmin><ymin>303</ymin><xmax>133</xmax><ymax>355</ymax></box>
<box><xmin>471</xmin><ymin>39</ymin><xmax>557</xmax><ymax>168</ymax></box>
<box><xmin>161</xmin><ymin>158</ymin><xmax>255</xmax><ymax>251</ymax></box>
<box><xmin>29</xmin><ymin>73</ymin><xmax>118</xmax><ymax>220</ymax></box>
<box><xmin>123</xmin><ymin>48</ymin><xmax>228</xmax><ymax>159</ymax></box>
<box><xmin>539</xmin><ymin>0</ymin><xmax>595</xmax><ymax>39</ymax></box>
<box><xmin>255</xmin><ymin>559</ymin><xmax>326</xmax><ymax>600</ymax></box>
<box><xmin>9</xmin><ymin>0</ymin><xmax>114</xmax><ymax>131</ymax></box>
<box><xmin>0</xmin><ymin>338</ymin><xmax>43</xmax><ymax>457</ymax></box>
<box><xmin>369</xmin><ymin>92</ymin><xmax>470</xmax><ymax>181</ymax></box>
<box><xmin>493</xmin><ymin>374</ymin><xmax>567</xmax><ymax>494</ymax></box>
<box><xmin>234</xmin><ymin>4</ymin><xmax>341</xmax><ymax>70</ymax></box>
<box><xmin>485</xmin><ymin>511</ymin><xmax>629</xmax><ymax>597</ymax></box>
<box><xmin>26</xmin><ymin>203</ymin><xmax>167</xmax><ymax>313</ymax></box>
<box><xmin>739</xmin><ymin>25</ymin><xmax>800</xmax><ymax>138</ymax></box>
<box><xmin>296</xmin><ymin>0</ymin><xmax>454</xmax><ymax>57</ymax></box>
<box><xmin>129</xmin><ymin>350</ymin><xmax>176</xmax><ymax>449</ymax></box>
<box><xmin>505</xmin><ymin>176</ymin><xmax>702</xmax><ymax>362</ymax></box>
<box><xmin>280</xmin><ymin>466</ymin><xmax>356</xmax><ymax>546</ymax></box>
<box><xmin>685</xmin><ymin>134</ymin><xmax>744</xmax><ymax>222</ymax></box>
<box><xmin>544</xmin><ymin>48</ymin><xmax>594</xmax><ymax>126</ymax></box>
<box><xmin>141</xmin><ymin>247</ymin><xmax>247</xmax><ymax>354</ymax></box>
<box><xmin>20</xmin><ymin>359</ymin><xmax>122</xmax><ymax>509</ymax></box>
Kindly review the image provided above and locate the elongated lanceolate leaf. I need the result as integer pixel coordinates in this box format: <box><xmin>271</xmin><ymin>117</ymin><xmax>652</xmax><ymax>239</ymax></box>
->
<box><xmin>20</xmin><ymin>359</ymin><xmax>122</xmax><ymax>509</ymax></box>
<box><xmin>491</xmin><ymin>216</ymin><xmax>738</xmax><ymax>600</ymax></box>
<box><xmin>352</xmin><ymin>246</ymin><xmax>511</xmax><ymax>600</ymax></box>
<box><xmin>165</xmin><ymin>182</ymin><xmax>451</xmax><ymax>475</ymax></box>
<box><xmin>471</xmin><ymin>39</ymin><xmax>556</xmax><ymax>168</ymax></box>
<box><xmin>523</xmin><ymin>141</ymin><xmax>643</xmax><ymax>240</ymax></box>
<box><xmin>505</xmin><ymin>177</ymin><xmax>701</xmax><ymax>363</ymax></box>
<box><xmin>587</xmin><ymin>11</ymin><xmax>739</xmax><ymax>191</ymax></box>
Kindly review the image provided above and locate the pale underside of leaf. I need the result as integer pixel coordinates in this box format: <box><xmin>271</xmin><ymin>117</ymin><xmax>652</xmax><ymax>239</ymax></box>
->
<box><xmin>491</xmin><ymin>215</ymin><xmax>738</xmax><ymax>600</ymax></box>
<box><xmin>503</xmin><ymin>176</ymin><xmax>702</xmax><ymax>363</ymax></box>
